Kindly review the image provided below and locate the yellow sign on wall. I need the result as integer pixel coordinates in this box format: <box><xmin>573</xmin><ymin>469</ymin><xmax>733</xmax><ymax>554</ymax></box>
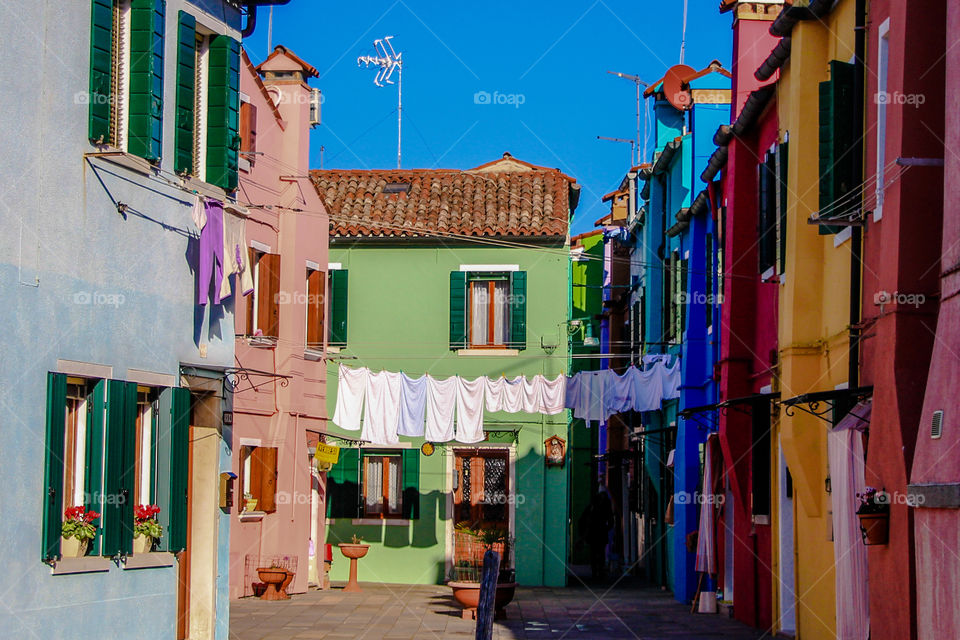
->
<box><xmin>315</xmin><ymin>443</ymin><xmax>340</xmax><ymax>467</ymax></box>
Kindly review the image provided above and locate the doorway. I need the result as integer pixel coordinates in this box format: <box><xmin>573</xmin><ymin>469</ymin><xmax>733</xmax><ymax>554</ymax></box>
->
<box><xmin>452</xmin><ymin>449</ymin><xmax>512</xmax><ymax>569</ymax></box>
<box><xmin>777</xmin><ymin>436</ymin><xmax>797</xmax><ymax>634</ymax></box>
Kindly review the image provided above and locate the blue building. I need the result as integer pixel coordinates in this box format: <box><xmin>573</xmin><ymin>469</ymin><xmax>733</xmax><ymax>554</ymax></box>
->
<box><xmin>0</xmin><ymin>1</ymin><xmax>283</xmax><ymax>637</ymax></box>
<box><xmin>632</xmin><ymin>61</ymin><xmax>730</xmax><ymax>604</ymax></box>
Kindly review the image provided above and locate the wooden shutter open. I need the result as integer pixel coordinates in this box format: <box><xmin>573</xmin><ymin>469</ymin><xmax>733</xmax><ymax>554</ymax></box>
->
<box><xmin>88</xmin><ymin>0</ymin><xmax>114</xmax><ymax>144</ymax></box>
<box><xmin>510</xmin><ymin>271</ymin><xmax>527</xmax><ymax>350</ymax></box>
<box><xmin>401</xmin><ymin>449</ymin><xmax>420</xmax><ymax>519</ymax></box>
<box><xmin>330</xmin><ymin>270</ymin><xmax>349</xmax><ymax>346</ymax></box>
<box><xmin>307</xmin><ymin>269</ymin><xmax>325</xmax><ymax>347</ymax></box>
<box><xmin>326</xmin><ymin>448</ymin><xmax>360</xmax><ymax>518</ymax></box>
<box><xmin>253</xmin><ymin>447</ymin><xmax>278</xmax><ymax>513</ymax></box>
<box><xmin>818</xmin><ymin>60</ymin><xmax>857</xmax><ymax>234</ymax></box>
<box><xmin>239</xmin><ymin>100</ymin><xmax>257</xmax><ymax>165</ymax></box>
<box><xmin>174</xmin><ymin>10</ymin><xmax>196</xmax><ymax>174</ymax></box>
<box><xmin>449</xmin><ymin>271</ymin><xmax>467</xmax><ymax>349</ymax></box>
<box><xmin>127</xmin><ymin>0</ymin><xmax>165</xmax><ymax>162</ymax></box>
<box><xmin>257</xmin><ymin>253</ymin><xmax>281</xmax><ymax>338</ymax></box>
<box><xmin>777</xmin><ymin>141</ymin><xmax>789</xmax><ymax>274</ymax></box>
<box><xmin>206</xmin><ymin>34</ymin><xmax>240</xmax><ymax>190</ymax></box>
<box><xmin>42</xmin><ymin>373</ymin><xmax>68</xmax><ymax>561</ymax></box>
<box><xmin>84</xmin><ymin>380</ymin><xmax>107</xmax><ymax>555</ymax></box>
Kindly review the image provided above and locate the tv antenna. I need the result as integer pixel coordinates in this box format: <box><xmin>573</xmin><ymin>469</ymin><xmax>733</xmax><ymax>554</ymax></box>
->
<box><xmin>606</xmin><ymin>71</ymin><xmax>650</xmax><ymax>164</ymax></box>
<box><xmin>358</xmin><ymin>36</ymin><xmax>404</xmax><ymax>168</ymax></box>
<box><xmin>597</xmin><ymin>136</ymin><xmax>636</xmax><ymax>165</ymax></box>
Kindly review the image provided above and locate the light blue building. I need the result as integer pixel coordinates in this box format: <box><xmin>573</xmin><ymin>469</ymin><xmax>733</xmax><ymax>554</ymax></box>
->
<box><xmin>0</xmin><ymin>1</ymin><xmax>276</xmax><ymax>637</ymax></box>
<box><xmin>633</xmin><ymin>61</ymin><xmax>730</xmax><ymax>604</ymax></box>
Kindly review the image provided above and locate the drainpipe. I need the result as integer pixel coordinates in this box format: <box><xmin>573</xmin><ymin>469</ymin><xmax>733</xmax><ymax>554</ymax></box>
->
<box><xmin>849</xmin><ymin>0</ymin><xmax>866</xmax><ymax>388</ymax></box>
<box><xmin>241</xmin><ymin>0</ymin><xmax>292</xmax><ymax>38</ymax></box>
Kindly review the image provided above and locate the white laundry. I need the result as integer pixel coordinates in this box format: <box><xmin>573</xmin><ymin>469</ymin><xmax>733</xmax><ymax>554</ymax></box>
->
<box><xmin>484</xmin><ymin>376</ymin><xmax>507</xmax><ymax>413</ymax></box>
<box><xmin>398</xmin><ymin>373</ymin><xmax>427</xmax><ymax>437</ymax></box>
<box><xmin>564</xmin><ymin>374</ymin><xmax>580</xmax><ymax>411</ymax></box>
<box><xmin>332</xmin><ymin>365</ymin><xmax>368</xmax><ymax>431</ymax></box>
<box><xmin>362</xmin><ymin>370</ymin><xmax>402</xmax><ymax>445</ymax></box>
<box><xmin>425</xmin><ymin>375</ymin><xmax>457</xmax><ymax>442</ymax></box>
<box><xmin>500</xmin><ymin>376</ymin><xmax>526</xmax><ymax>413</ymax></box>
<box><xmin>659</xmin><ymin>359</ymin><xmax>681</xmax><ymax>399</ymax></box>
<box><xmin>630</xmin><ymin>365</ymin><xmax>664</xmax><ymax>412</ymax></box>
<box><xmin>455</xmin><ymin>376</ymin><xmax>486</xmax><ymax>443</ymax></box>
<box><xmin>219</xmin><ymin>212</ymin><xmax>255</xmax><ymax>299</ymax></box>
<box><xmin>574</xmin><ymin>370</ymin><xmax>606</xmax><ymax>423</ymax></box>
<box><xmin>191</xmin><ymin>194</ymin><xmax>207</xmax><ymax>230</ymax></box>
<box><xmin>603</xmin><ymin>369</ymin><xmax>634</xmax><ymax>420</ymax></box>
<box><xmin>539</xmin><ymin>375</ymin><xmax>566</xmax><ymax>415</ymax></box>
<box><xmin>521</xmin><ymin>375</ymin><xmax>542</xmax><ymax>413</ymax></box>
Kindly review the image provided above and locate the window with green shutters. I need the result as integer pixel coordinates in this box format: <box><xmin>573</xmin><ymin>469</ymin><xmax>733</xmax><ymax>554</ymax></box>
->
<box><xmin>174</xmin><ymin>10</ymin><xmax>196</xmax><ymax>174</ymax></box>
<box><xmin>41</xmin><ymin>373</ymin><xmax>68</xmax><ymax>562</ymax></box>
<box><xmin>88</xmin><ymin>0</ymin><xmax>114</xmax><ymax>144</ymax></box>
<box><xmin>450</xmin><ymin>271</ymin><xmax>527</xmax><ymax>350</ymax></box>
<box><xmin>776</xmin><ymin>141</ymin><xmax>789</xmax><ymax>274</ymax></box>
<box><xmin>758</xmin><ymin>150</ymin><xmax>778</xmax><ymax>274</ymax></box>
<box><xmin>449</xmin><ymin>271</ymin><xmax>468</xmax><ymax>349</ymax></box>
<box><xmin>102</xmin><ymin>379</ymin><xmax>138</xmax><ymax>557</ymax></box>
<box><xmin>329</xmin><ymin>269</ymin><xmax>349</xmax><ymax>347</ymax></box>
<box><xmin>818</xmin><ymin>60</ymin><xmax>858</xmax><ymax>234</ymax></box>
<box><xmin>206</xmin><ymin>34</ymin><xmax>240</xmax><ymax>191</ymax></box>
<box><xmin>327</xmin><ymin>449</ymin><xmax>420</xmax><ymax>520</ymax></box>
<box><xmin>165</xmin><ymin>386</ymin><xmax>191</xmax><ymax>552</ymax></box>
<box><xmin>509</xmin><ymin>271</ymin><xmax>527</xmax><ymax>350</ymax></box>
<box><xmin>127</xmin><ymin>0</ymin><xmax>165</xmax><ymax>162</ymax></box>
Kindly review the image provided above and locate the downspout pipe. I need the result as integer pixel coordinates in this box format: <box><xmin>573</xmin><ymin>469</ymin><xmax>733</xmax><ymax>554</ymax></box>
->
<box><xmin>850</xmin><ymin>0</ymin><xmax>866</xmax><ymax>388</ymax></box>
<box><xmin>241</xmin><ymin>0</ymin><xmax>293</xmax><ymax>38</ymax></box>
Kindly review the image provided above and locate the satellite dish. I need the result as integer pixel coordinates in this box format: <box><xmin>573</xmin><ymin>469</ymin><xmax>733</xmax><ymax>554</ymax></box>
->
<box><xmin>662</xmin><ymin>64</ymin><xmax>696</xmax><ymax>110</ymax></box>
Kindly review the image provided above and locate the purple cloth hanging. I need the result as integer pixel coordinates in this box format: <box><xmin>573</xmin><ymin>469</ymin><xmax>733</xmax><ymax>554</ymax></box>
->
<box><xmin>197</xmin><ymin>199</ymin><xmax>224</xmax><ymax>305</ymax></box>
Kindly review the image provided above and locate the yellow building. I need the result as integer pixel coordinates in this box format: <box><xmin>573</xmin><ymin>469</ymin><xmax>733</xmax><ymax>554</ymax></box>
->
<box><xmin>774</xmin><ymin>0</ymin><xmax>861</xmax><ymax>637</ymax></box>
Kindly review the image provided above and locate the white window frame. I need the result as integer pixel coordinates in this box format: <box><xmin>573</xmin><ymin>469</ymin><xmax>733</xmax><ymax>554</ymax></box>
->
<box><xmin>874</xmin><ymin>18</ymin><xmax>891</xmax><ymax>222</ymax></box>
<box><xmin>193</xmin><ymin>29</ymin><xmax>212</xmax><ymax>178</ymax></box>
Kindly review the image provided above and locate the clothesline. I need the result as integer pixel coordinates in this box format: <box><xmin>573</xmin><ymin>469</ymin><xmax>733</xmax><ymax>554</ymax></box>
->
<box><xmin>331</xmin><ymin>356</ymin><xmax>680</xmax><ymax>446</ymax></box>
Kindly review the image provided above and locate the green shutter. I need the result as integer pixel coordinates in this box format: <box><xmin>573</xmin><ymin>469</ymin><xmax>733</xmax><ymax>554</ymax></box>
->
<box><xmin>168</xmin><ymin>387</ymin><xmax>191</xmax><ymax>552</ymax></box>
<box><xmin>206</xmin><ymin>34</ymin><xmax>240</xmax><ymax>190</ymax></box>
<box><xmin>330</xmin><ymin>270</ymin><xmax>349</xmax><ymax>346</ymax></box>
<box><xmin>84</xmin><ymin>380</ymin><xmax>106</xmax><ymax>555</ymax></box>
<box><xmin>174</xmin><ymin>11</ymin><xmax>196</xmax><ymax>174</ymax></box>
<box><xmin>103</xmin><ymin>380</ymin><xmax>138</xmax><ymax>556</ymax></box>
<box><xmin>326</xmin><ymin>448</ymin><xmax>360</xmax><ymax>519</ymax></box>
<box><xmin>42</xmin><ymin>373</ymin><xmax>68</xmax><ymax>562</ymax></box>
<box><xmin>128</xmin><ymin>0</ymin><xmax>165</xmax><ymax>162</ymax></box>
<box><xmin>510</xmin><ymin>271</ymin><xmax>527</xmax><ymax>350</ymax></box>
<box><xmin>401</xmin><ymin>449</ymin><xmax>420</xmax><ymax>520</ymax></box>
<box><xmin>818</xmin><ymin>60</ymin><xmax>857</xmax><ymax>234</ymax></box>
<box><xmin>88</xmin><ymin>0</ymin><xmax>114</xmax><ymax>144</ymax></box>
<box><xmin>449</xmin><ymin>271</ymin><xmax>467</xmax><ymax>349</ymax></box>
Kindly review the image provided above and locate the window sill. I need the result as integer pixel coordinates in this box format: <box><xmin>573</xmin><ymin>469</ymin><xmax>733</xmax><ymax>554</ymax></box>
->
<box><xmin>123</xmin><ymin>552</ymin><xmax>176</xmax><ymax>570</ymax></box>
<box><xmin>326</xmin><ymin>345</ymin><xmax>343</xmax><ymax>353</ymax></box>
<box><xmin>457</xmin><ymin>348</ymin><xmax>519</xmax><ymax>357</ymax></box>
<box><xmin>304</xmin><ymin>348</ymin><xmax>324</xmax><ymax>361</ymax></box>
<box><xmin>51</xmin><ymin>556</ymin><xmax>113</xmax><ymax>575</ymax></box>
<box><xmin>246</xmin><ymin>336</ymin><xmax>278</xmax><ymax>348</ymax></box>
<box><xmin>239</xmin><ymin>510</ymin><xmax>267</xmax><ymax>522</ymax></box>
<box><xmin>350</xmin><ymin>518</ymin><xmax>410</xmax><ymax>526</ymax></box>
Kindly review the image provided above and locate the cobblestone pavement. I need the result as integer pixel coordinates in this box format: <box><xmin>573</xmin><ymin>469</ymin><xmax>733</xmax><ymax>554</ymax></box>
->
<box><xmin>230</xmin><ymin>582</ymin><xmax>765</xmax><ymax>639</ymax></box>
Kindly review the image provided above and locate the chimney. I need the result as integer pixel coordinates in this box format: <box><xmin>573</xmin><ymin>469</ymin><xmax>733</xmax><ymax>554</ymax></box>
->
<box><xmin>256</xmin><ymin>45</ymin><xmax>320</xmax><ymax>174</ymax></box>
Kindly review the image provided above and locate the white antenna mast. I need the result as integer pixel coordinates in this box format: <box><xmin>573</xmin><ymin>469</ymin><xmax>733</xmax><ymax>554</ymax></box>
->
<box><xmin>606</xmin><ymin>71</ymin><xmax>650</xmax><ymax>164</ymax></box>
<box><xmin>358</xmin><ymin>36</ymin><xmax>404</xmax><ymax>169</ymax></box>
<box><xmin>680</xmin><ymin>0</ymin><xmax>689</xmax><ymax>64</ymax></box>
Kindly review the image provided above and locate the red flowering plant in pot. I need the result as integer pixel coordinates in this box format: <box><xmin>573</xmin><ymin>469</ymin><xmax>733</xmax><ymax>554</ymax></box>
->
<box><xmin>856</xmin><ymin>487</ymin><xmax>890</xmax><ymax>545</ymax></box>
<box><xmin>61</xmin><ymin>506</ymin><xmax>99</xmax><ymax>558</ymax></box>
<box><xmin>134</xmin><ymin>504</ymin><xmax>163</xmax><ymax>553</ymax></box>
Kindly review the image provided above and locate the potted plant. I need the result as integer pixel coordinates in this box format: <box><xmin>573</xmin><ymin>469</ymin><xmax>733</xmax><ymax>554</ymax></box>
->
<box><xmin>134</xmin><ymin>504</ymin><xmax>162</xmax><ymax>554</ymax></box>
<box><xmin>447</xmin><ymin>524</ymin><xmax>517</xmax><ymax>620</ymax></box>
<box><xmin>244</xmin><ymin>493</ymin><xmax>258</xmax><ymax>512</ymax></box>
<box><xmin>256</xmin><ymin>563</ymin><xmax>290</xmax><ymax>601</ymax></box>
<box><xmin>338</xmin><ymin>534</ymin><xmax>370</xmax><ymax>593</ymax></box>
<box><xmin>61</xmin><ymin>506</ymin><xmax>99</xmax><ymax>558</ymax></box>
<box><xmin>856</xmin><ymin>487</ymin><xmax>890</xmax><ymax>545</ymax></box>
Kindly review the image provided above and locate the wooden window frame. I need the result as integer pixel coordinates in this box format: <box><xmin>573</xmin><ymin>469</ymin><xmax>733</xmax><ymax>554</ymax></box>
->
<box><xmin>467</xmin><ymin>275</ymin><xmax>510</xmax><ymax>349</ymax></box>
<box><xmin>246</xmin><ymin>250</ymin><xmax>281</xmax><ymax>340</ymax></box>
<box><xmin>133</xmin><ymin>387</ymin><xmax>159</xmax><ymax>508</ymax></box>
<box><xmin>238</xmin><ymin>445</ymin><xmax>278</xmax><ymax>514</ymax></box>
<box><xmin>362</xmin><ymin>453</ymin><xmax>404</xmax><ymax>519</ymax></box>
<box><xmin>63</xmin><ymin>379</ymin><xmax>91</xmax><ymax>510</ymax></box>
<box><xmin>306</xmin><ymin>268</ymin><xmax>325</xmax><ymax>350</ymax></box>
<box><xmin>239</xmin><ymin>98</ymin><xmax>257</xmax><ymax>168</ymax></box>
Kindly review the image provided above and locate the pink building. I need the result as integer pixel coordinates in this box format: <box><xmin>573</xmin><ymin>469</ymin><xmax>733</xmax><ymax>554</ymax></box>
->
<box><xmin>228</xmin><ymin>46</ymin><xmax>330</xmax><ymax>599</ymax></box>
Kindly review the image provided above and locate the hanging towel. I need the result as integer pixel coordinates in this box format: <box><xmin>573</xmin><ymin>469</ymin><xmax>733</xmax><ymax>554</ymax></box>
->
<box><xmin>191</xmin><ymin>194</ymin><xmax>207</xmax><ymax>230</ymax></box>
<box><xmin>398</xmin><ymin>373</ymin><xmax>428</xmax><ymax>437</ymax></box>
<box><xmin>574</xmin><ymin>370</ymin><xmax>606</xmax><ymax>423</ymax></box>
<box><xmin>630</xmin><ymin>365</ymin><xmax>664</xmax><ymax>412</ymax></box>
<box><xmin>455</xmin><ymin>376</ymin><xmax>485</xmax><ymax>443</ymax></box>
<box><xmin>565</xmin><ymin>373</ymin><xmax>581</xmax><ymax>411</ymax></box>
<box><xmin>539</xmin><ymin>375</ymin><xmax>566</xmax><ymax>415</ymax></box>
<box><xmin>198</xmin><ymin>199</ymin><xmax>225</xmax><ymax>305</ymax></box>
<box><xmin>219</xmin><ymin>212</ymin><xmax>254</xmax><ymax>299</ymax></box>
<box><xmin>484</xmin><ymin>376</ymin><xmax>506</xmax><ymax>413</ymax></box>
<box><xmin>521</xmin><ymin>375</ymin><xmax>543</xmax><ymax>413</ymax></box>
<box><xmin>425</xmin><ymin>375</ymin><xmax>457</xmax><ymax>442</ymax></box>
<box><xmin>603</xmin><ymin>369</ymin><xmax>634</xmax><ymax>420</ymax></box>
<box><xmin>332</xmin><ymin>365</ymin><xmax>368</xmax><ymax>431</ymax></box>
<box><xmin>659</xmin><ymin>359</ymin><xmax>681</xmax><ymax>399</ymax></box>
<box><xmin>363</xmin><ymin>370</ymin><xmax>402</xmax><ymax>445</ymax></box>
<box><xmin>500</xmin><ymin>376</ymin><xmax>525</xmax><ymax>413</ymax></box>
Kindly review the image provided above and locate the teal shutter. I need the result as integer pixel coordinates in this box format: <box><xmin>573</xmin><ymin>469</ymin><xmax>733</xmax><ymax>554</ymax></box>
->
<box><xmin>510</xmin><ymin>271</ymin><xmax>527</xmax><ymax>349</ymax></box>
<box><xmin>174</xmin><ymin>11</ymin><xmax>196</xmax><ymax>174</ymax></box>
<box><xmin>330</xmin><ymin>270</ymin><xmax>349</xmax><ymax>346</ymax></box>
<box><xmin>206</xmin><ymin>35</ymin><xmax>240</xmax><ymax>190</ymax></box>
<box><xmin>88</xmin><ymin>0</ymin><xmax>114</xmax><ymax>144</ymax></box>
<box><xmin>326</xmin><ymin>448</ymin><xmax>360</xmax><ymax>518</ymax></box>
<box><xmin>168</xmin><ymin>387</ymin><xmax>191</xmax><ymax>552</ymax></box>
<box><xmin>103</xmin><ymin>380</ymin><xmax>138</xmax><ymax>556</ymax></box>
<box><xmin>128</xmin><ymin>0</ymin><xmax>165</xmax><ymax>162</ymax></box>
<box><xmin>42</xmin><ymin>373</ymin><xmax>68</xmax><ymax>562</ymax></box>
<box><xmin>818</xmin><ymin>60</ymin><xmax>857</xmax><ymax>234</ymax></box>
<box><xmin>83</xmin><ymin>380</ymin><xmax>107</xmax><ymax>555</ymax></box>
<box><xmin>401</xmin><ymin>449</ymin><xmax>420</xmax><ymax>520</ymax></box>
<box><xmin>449</xmin><ymin>271</ymin><xmax>467</xmax><ymax>349</ymax></box>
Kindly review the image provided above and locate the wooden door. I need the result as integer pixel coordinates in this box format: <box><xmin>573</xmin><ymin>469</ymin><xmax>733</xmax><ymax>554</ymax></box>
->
<box><xmin>453</xmin><ymin>450</ymin><xmax>509</xmax><ymax>531</ymax></box>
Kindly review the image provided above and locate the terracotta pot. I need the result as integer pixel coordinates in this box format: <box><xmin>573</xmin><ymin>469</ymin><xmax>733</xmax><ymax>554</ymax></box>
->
<box><xmin>61</xmin><ymin>536</ymin><xmax>89</xmax><ymax>558</ymax></box>
<box><xmin>133</xmin><ymin>534</ymin><xmax>154</xmax><ymax>554</ymax></box>
<box><xmin>448</xmin><ymin>581</ymin><xmax>517</xmax><ymax>620</ymax></box>
<box><xmin>256</xmin><ymin>568</ymin><xmax>290</xmax><ymax>601</ymax></box>
<box><xmin>338</xmin><ymin>544</ymin><xmax>370</xmax><ymax>592</ymax></box>
<box><xmin>859</xmin><ymin>512</ymin><xmax>889</xmax><ymax>545</ymax></box>
<box><xmin>280</xmin><ymin>569</ymin><xmax>294</xmax><ymax>596</ymax></box>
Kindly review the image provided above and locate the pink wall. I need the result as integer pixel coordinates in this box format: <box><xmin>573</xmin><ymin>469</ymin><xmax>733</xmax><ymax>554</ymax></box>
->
<box><xmin>229</xmin><ymin>48</ymin><xmax>330</xmax><ymax>599</ymax></box>
<box><xmin>860</xmin><ymin>2</ymin><xmax>946</xmax><ymax>638</ymax></box>
<box><xmin>911</xmin><ymin>1</ymin><xmax>959</xmax><ymax>638</ymax></box>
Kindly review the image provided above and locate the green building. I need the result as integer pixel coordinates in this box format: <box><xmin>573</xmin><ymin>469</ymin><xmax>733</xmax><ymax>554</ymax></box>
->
<box><xmin>312</xmin><ymin>153</ymin><xmax>580</xmax><ymax>587</ymax></box>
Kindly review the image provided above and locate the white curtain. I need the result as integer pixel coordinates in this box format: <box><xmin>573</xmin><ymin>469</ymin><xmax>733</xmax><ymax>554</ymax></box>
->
<box><xmin>387</xmin><ymin>457</ymin><xmax>401</xmax><ymax>515</ymax></box>
<box><xmin>471</xmin><ymin>282</ymin><xmax>489</xmax><ymax>346</ymax></box>
<box><xmin>365</xmin><ymin>458</ymin><xmax>383</xmax><ymax>514</ymax></box>
<box><xmin>696</xmin><ymin>434</ymin><xmax>719</xmax><ymax>574</ymax></box>
<box><xmin>828</xmin><ymin>401</ymin><xmax>871</xmax><ymax>640</ymax></box>
<box><xmin>493</xmin><ymin>280</ymin><xmax>509</xmax><ymax>345</ymax></box>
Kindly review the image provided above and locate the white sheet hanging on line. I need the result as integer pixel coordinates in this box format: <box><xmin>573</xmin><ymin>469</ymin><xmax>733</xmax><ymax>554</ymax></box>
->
<box><xmin>659</xmin><ymin>358</ymin><xmax>681</xmax><ymax>399</ymax></box>
<box><xmin>500</xmin><ymin>376</ymin><xmax>525</xmax><ymax>413</ymax></box>
<box><xmin>332</xmin><ymin>365</ymin><xmax>368</xmax><ymax>431</ymax></box>
<box><xmin>398</xmin><ymin>373</ymin><xmax>428</xmax><ymax>437</ymax></box>
<box><xmin>539</xmin><ymin>375</ymin><xmax>566</xmax><ymax>415</ymax></box>
<box><xmin>484</xmin><ymin>376</ymin><xmax>507</xmax><ymax>413</ymax></box>
<box><xmin>455</xmin><ymin>376</ymin><xmax>486</xmax><ymax>443</ymax></box>
<box><xmin>425</xmin><ymin>375</ymin><xmax>457</xmax><ymax>442</ymax></box>
<box><xmin>362</xmin><ymin>370</ymin><xmax>402</xmax><ymax>445</ymax></box>
<box><xmin>630</xmin><ymin>365</ymin><xmax>664</xmax><ymax>412</ymax></box>
<box><xmin>521</xmin><ymin>375</ymin><xmax>542</xmax><ymax>413</ymax></box>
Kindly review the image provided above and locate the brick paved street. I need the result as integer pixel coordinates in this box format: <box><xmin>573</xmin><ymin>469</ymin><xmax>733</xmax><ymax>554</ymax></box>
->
<box><xmin>230</xmin><ymin>582</ymin><xmax>765</xmax><ymax>639</ymax></box>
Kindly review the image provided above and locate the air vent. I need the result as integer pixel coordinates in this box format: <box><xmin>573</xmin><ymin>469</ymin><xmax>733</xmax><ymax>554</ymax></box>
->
<box><xmin>931</xmin><ymin>410</ymin><xmax>943</xmax><ymax>439</ymax></box>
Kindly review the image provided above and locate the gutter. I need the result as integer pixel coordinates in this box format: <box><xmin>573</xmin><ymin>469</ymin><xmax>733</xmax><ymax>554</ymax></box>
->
<box><xmin>240</xmin><ymin>0</ymin><xmax>293</xmax><ymax>38</ymax></box>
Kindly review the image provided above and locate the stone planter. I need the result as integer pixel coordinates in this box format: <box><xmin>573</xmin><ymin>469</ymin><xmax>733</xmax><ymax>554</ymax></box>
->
<box><xmin>338</xmin><ymin>544</ymin><xmax>369</xmax><ymax>593</ymax></box>
<box><xmin>448</xmin><ymin>581</ymin><xmax>517</xmax><ymax>620</ymax></box>
<box><xmin>257</xmin><ymin>568</ymin><xmax>290</xmax><ymax>601</ymax></box>
<box><xmin>858</xmin><ymin>511</ymin><xmax>890</xmax><ymax>545</ymax></box>
<box><xmin>133</xmin><ymin>534</ymin><xmax>155</xmax><ymax>554</ymax></box>
<box><xmin>60</xmin><ymin>536</ymin><xmax>89</xmax><ymax>558</ymax></box>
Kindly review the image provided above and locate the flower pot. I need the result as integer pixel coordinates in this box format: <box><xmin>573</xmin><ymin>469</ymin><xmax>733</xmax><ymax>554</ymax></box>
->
<box><xmin>133</xmin><ymin>534</ymin><xmax>155</xmax><ymax>554</ymax></box>
<box><xmin>858</xmin><ymin>511</ymin><xmax>889</xmax><ymax>545</ymax></box>
<box><xmin>448</xmin><ymin>581</ymin><xmax>517</xmax><ymax>620</ymax></box>
<box><xmin>256</xmin><ymin>568</ymin><xmax>290</xmax><ymax>601</ymax></box>
<box><xmin>61</xmin><ymin>536</ymin><xmax>89</xmax><ymax>558</ymax></box>
<box><xmin>338</xmin><ymin>544</ymin><xmax>370</xmax><ymax>593</ymax></box>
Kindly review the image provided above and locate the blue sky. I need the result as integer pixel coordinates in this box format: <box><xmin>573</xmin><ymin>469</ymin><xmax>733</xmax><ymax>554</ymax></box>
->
<box><xmin>244</xmin><ymin>1</ymin><xmax>732</xmax><ymax>235</ymax></box>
